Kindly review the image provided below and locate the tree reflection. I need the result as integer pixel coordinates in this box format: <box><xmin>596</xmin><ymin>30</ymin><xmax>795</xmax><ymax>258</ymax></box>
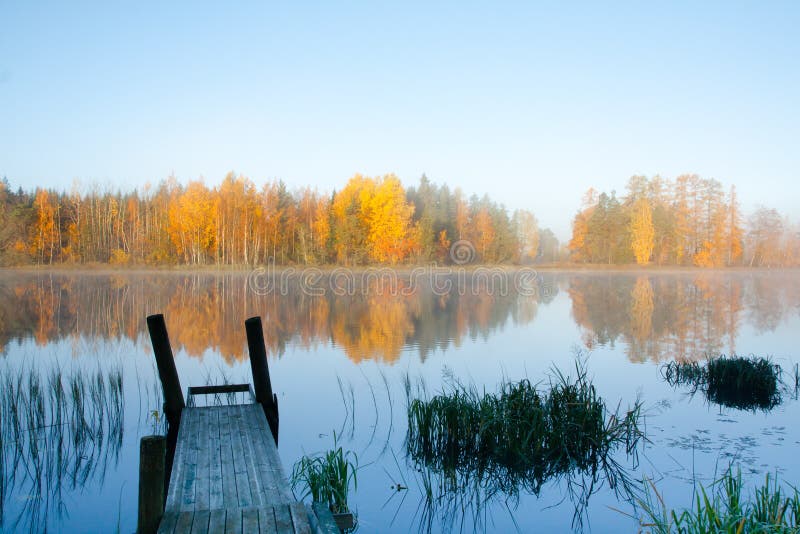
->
<box><xmin>0</xmin><ymin>272</ymin><xmax>554</xmax><ymax>364</ymax></box>
<box><xmin>0</xmin><ymin>271</ymin><xmax>795</xmax><ymax>364</ymax></box>
<box><xmin>568</xmin><ymin>273</ymin><xmax>798</xmax><ymax>362</ymax></box>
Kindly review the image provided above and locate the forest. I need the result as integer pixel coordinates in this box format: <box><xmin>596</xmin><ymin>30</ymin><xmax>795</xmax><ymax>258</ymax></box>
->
<box><xmin>0</xmin><ymin>173</ymin><xmax>551</xmax><ymax>266</ymax></box>
<box><xmin>568</xmin><ymin>174</ymin><xmax>799</xmax><ymax>267</ymax></box>
<box><xmin>0</xmin><ymin>172</ymin><xmax>796</xmax><ymax>267</ymax></box>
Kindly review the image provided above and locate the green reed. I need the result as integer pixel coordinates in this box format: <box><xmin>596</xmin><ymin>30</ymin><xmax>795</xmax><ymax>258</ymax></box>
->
<box><xmin>291</xmin><ymin>436</ymin><xmax>358</xmax><ymax>517</ymax></box>
<box><xmin>637</xmin><ymin>467</ymin><xmax>800</xmax><ymax>533</ymax></box>
<box><xmin>663</xmin><ymin>355</ymin><xmax>782</xmax><ymax>411</ymax></box>
<box><xmin>405</xmin><ymin>361</ymin><xmax>644</xmax><ymax>529</ymax></box>
<box><xmin>0</xmin><ymin>363</ymin><xmax>125</xmax><ymax>531</ymax></box>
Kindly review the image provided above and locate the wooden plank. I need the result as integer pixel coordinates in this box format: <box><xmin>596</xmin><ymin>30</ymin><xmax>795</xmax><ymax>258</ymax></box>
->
<box><xmin>164</xmin><ymin>412</ymin><xmax>189</xmax><ymax>511</ymax></box>
<box><xmin>160</xmin><ymin>397</ymin><xmax>310</xmax><ymax>534</ymax></box>
<box><xmin>252</xmin><ymin>403</ymin><xmax>292</xmax><ymax>502</ymax></box>
<box><xmin>166</xmin><ymin>406</ymin><xmax>199</xmax><ymax>511</ymax></box>
<box><xmin>157</xmin><ymin>511</ymin><xmax>179</xmax><ymax>534</ymax></box>
<box><xmin>208</xmin><ymin>406</ymin><xmax>224</xmax><ymax>510</ymax></box>
<box><xmin>273</xmin><ymin>504</ymin><xmax>293</xmax><ymax>533</ymax></box>
<box><xmin>242</xmin><ymin>404</ymin><xmax>288</xmax><ymax>504</ymax></box>
<box><xmin>207</xmin><ymin>509</ymin><xmax>226</xmax><ymax>533</ymax></box>
<box><xmin>189</xmin><ymin>510</ymin><xmax>210</xmax><ymax>534</ymax></box>
<box><xmin>218</xmin><ymin>405</ymin><xmax>238</xmax><ymax>509</ymax></box>
<box><xmin>304</xmin><ymin>504</ymin><xmax>323</xmax><ymax>534</ymax></box>
<box><xmin>311</xmin><ymin>503</ymin><xmax>340</xmax><ymax>534</ymax></box>
<box><xmin>242</xmin><ymin>507</ymin><xmax>260</xmax><ymax>533</ymax></box>
<box><xmin>174</xmin><ymin>510</ymin><xmax>195</xmax><ymax>534</ymax></box>
<box><xmin>234</xmin><ymin>405</ymin><xmax>261</xmax><ymax>507</ymax></box>
<box><xmin>224</xmin><ymin>507</ymin><xmax>242</xmax><ymax>534</ymax></box>
<box><xmin>188</xmin><ymin>384</ymin><xmax>250</xmax><ymax>396</ymax></box>
<box><xmin>179</xmin><ymin>408</ymin><xmax>200</xmax><ymax>510</ymax></box>
<box><xmin>195</xmin><ymin>408</ymin><xmax>211</xmax><ymax>511</ymax></box>
<box><xmin>289</xmin><ymin>502</ymin><xmax>313</xmax><ymax>534</ymax></box>
<box><xmin>258</xmin><ymin>506</ymin><xmax>277</xmax><ymax>533</ymax></box>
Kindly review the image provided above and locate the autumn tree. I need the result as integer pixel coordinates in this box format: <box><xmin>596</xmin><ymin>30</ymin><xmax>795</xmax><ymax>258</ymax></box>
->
<box><xmin>168</xmin><ymin>180</ymin><xmax>216</xmax><ymax>264</ymax></box>
<box><xmin>31</xmin><ymin>189</ymin><xmax>59</xmax><ymax>264</ymax></box>
<box><xmin>513</xmin><ymin>209</ymin><xmax>539</xmax><ymax>263</ymax></box>
<box><xmin>364</xmin><ymin>175</ymin><xmax>416</xmax><ymax>263</ymax></box>
<box><xmin>629</xmin><ymin>197</ymin><xmax>654</xmax><ymax>265</ymax></box>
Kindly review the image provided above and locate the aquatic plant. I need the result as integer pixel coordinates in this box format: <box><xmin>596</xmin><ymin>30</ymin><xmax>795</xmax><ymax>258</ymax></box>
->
<box><xmin>0</xmin><ymin>363</ymin><xmax>124</xmax><ymax>532</ymax></box>
<box><xmin>291</xmin><ymin>437</ymin><xmax>358</xmax><ymax>517</ymax></box>
<box><xmin>662</xmin><ymin>355</ymin><xmax>782</xmax><ymax>411</ymax></box>
<box><xmin>405</xmin><ymin>361</ymin><xmax>645</xmax><ymax>529</ymax></box>
<box><xmin>635</xmin><ymin>466</ymin><xmax>800</xmax><ymax>533</ymax></box>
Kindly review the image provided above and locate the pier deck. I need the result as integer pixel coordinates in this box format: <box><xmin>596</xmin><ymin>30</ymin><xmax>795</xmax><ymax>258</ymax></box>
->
<box><xmin>157</xmin><ymin>403</ymin><xmax>338</xmax><ymax>534</ymax></box>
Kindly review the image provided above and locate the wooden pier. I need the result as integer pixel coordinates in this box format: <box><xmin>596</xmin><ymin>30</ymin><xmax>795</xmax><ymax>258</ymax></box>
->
<box><xmin>143</xmin><ymin>314</ymin><xmax>340</xmax><ymax>534</ymax></box>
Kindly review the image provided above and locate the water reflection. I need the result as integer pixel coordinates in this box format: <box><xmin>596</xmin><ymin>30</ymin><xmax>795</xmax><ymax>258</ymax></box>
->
<box><xmin>403</xmin><ymin>366</ymin><xmax>644</xmax><ymax>532</ymax></box>
<box><xmin>569</xmin><ymin>272</ymin><xmax>800</xmax><ymax>362</ymax></box>
<box><xmin>662</xmin><ymin>357</ymin><xmax>783</xmax><ymax>411</ymax></box>
<box><xmin>0</xmin><ymin>271</ymin><xmax>797</xmax><ymax>365</ymax></box>
<box><xmin>0</xmin><ymin>272</ymin><xmax>553</xmax><ymax>364</ymax></box>
<box><xmin>0</xmin><ymin>364</ymin><xmax>124</xmax><ymax>531</ymax></box>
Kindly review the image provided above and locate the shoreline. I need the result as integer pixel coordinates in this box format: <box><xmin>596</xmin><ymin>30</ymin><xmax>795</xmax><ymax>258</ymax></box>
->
<box><xmin>1</xmin><ymin>263</ymin><xmax>798</xmax><ymax>276</ymax></box>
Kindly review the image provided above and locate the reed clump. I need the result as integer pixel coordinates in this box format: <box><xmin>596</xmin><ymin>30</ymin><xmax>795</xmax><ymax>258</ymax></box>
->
<box><xmin>637</xmin><ymin>467</ymin><xmax>800</xmax><ymax>533</ymax></box>
<box><xmin>662</xmin><ymin>355</ymin><xmax>782</xmax><ymax>411</ymax></box>
<box><xmin>405</xmin><ymin>361</ymin><xmax>644</xmax><ymax>530</ymax></box>
<box><xmin>291</xmin><ymin>438</ymin><xmax>358</xmax><ymax>517</ymax></box>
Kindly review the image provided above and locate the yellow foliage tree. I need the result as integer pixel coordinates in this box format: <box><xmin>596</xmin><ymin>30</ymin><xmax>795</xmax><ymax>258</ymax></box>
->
<box><xmin>31</xmin><ymin>189</ymin><xmax>58</xmax><ymax>264</ymax></box>
<box><xmin>168</xmin><ymin>181</ymin><xmax>216</xmax><ymax>264</ymax></box>
<box><xmin>364</xmin><ymin>175</ymin><xmax>415</xmax><ymax>263</ymax></box>
<box><xmin>630</xmin><ymin>197</ymin><xmax>654</xmax><ymax>265</ymax></box>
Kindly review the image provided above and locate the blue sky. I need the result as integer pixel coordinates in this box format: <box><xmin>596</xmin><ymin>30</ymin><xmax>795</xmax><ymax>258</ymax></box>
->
<box><xmin>1</xmin><ymin>1</ymin><xmax>798</xmax><ymax>238</ymax></box>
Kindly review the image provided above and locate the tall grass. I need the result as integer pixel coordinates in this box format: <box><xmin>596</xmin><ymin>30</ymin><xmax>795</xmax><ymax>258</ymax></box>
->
<box><xmin>405</xmin><ymin>361</ymin><xmax>644</xmax><ymax>529</ymax></box>
<box><xmin>0</xmin><ymin>363</ymin><xmax>124</xmax><ymax>532</ymax></box>
<box><xmin>291</xmin><ymin>436</ymin><xmax>358</xmax><ymax>517</ymax></box>
<box><xmin>636</xmin><ymin>466</ymin><xmax>800</xmax><ymax>533</ymax></box>
<box><xmin>662</xmin><ymin>355</ymin><xmax>782</xmax><ymax>411</ymax></box>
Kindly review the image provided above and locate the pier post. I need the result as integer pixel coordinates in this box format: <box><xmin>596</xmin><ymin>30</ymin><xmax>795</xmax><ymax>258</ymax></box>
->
<box><xmin>146</xmin><ymin>314</ymin><xmax>185</xmax><ymax>429</ymax></box>
<box><xmin>245</xmin><ymin>316</ymin><xmax>280</xmax><ymax>445</ymax></box>
<box><xmin>137</xmin><ymin>435</ymin><xmax>166</xmax><ymax>534</ymax></box>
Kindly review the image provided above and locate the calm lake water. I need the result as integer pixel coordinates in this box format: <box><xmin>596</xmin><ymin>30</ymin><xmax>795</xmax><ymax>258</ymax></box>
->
<box><xmin>1</xmin><ymin>269</ymin><xmax>799</xmax><ymax>533</ymax></box>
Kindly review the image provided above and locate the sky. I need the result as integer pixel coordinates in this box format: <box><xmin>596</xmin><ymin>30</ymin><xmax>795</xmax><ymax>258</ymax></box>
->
<box><xmin>1</xmin><ymin>1</ymin><xmax>798</xmax><ymax>238</ymax></box>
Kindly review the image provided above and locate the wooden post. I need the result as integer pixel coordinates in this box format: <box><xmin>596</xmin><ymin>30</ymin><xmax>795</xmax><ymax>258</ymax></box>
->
<box><xmin>245</xmin><ymin>316</ymin><xmax>279</xmax><ymax>445</ymax></box>
<box><xmin>146</xmin><ymin>314</ymin><xmax>185</xmax><ymax>429</ymax></box>
<box><xmin>138</xmin><ymin>435</ymin><xmax>166</xmax><ymax>534</ymax></box>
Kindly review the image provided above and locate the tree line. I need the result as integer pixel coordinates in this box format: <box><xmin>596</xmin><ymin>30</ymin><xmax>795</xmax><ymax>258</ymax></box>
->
<box><xmin>0</xmin><ymin>174</ymin><xmax>555</xmax><ymax>266</ymax></box>
<box><xmin>568</xmin><ymin>174</ymin><xmax>799</xmax><ymax>267</ymax></box>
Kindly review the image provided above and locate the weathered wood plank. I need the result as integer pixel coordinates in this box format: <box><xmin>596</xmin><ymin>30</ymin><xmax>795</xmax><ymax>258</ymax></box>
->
<box><xmin>312</xmin><ymin>503</ymin><xmax>340</xmax><ymax>534</ymax></box>
<box><xmin>258</xmin><ymin>506</ymin><xmax>278</xmax><ymax>534</ymax></box>
<box><xmin>304</xmin><ymin>504</ymin><xmax>323</xmax><ymax>534</ymax></box>
<box><xmin>188</xmin><ymin>384</ymin><xmax>251</xmax><ymax>396</ymax></box>
<box><xmin>179</xmin><ymin>408</ymin><xmax>200</xmax><ymax>510</ymax></box>
<box><xmin>229</xmin><ymin>405</ymin><xmax>255</xmax><ymax>507</ymax></box>
<box><xmin>242</xmin><ymin>507</ymin><xmax>260</xmax><ymax>533</ymax></box>
<box><xmin>164</xmin><ymin>415</ymin><xmax>189</xmax><ymax>511</ymax></box>
<box><xmin>174</xmin><ymin>510</ymin><xmax>194</xmax><ymax>534</ymax></box>
<box><xmin>273</xmin><ymin>504</ymin><xmax>293</xmax><ymax>533</ymax></box>
<box><xmin>194</xmin><ymin>408</ymin><xmax>211</xmax><ymax>511</ymax></box>
<box><xmin>208</xmin><ymin>406</ymin><xmax>224</xmax><ymax>510</ymax></box>
<box><xmin>218</xmin><ymin>405</ymin><xmax>238</xmax><ymax>509</ymax></box>
<box><xmin>207</xmin><ymin>509</ymin><xmax>226</xmax><ymax>533</ymax></box>
<box><xmin>289</xmin><ymin>502</ymin><xmax>313</xmax><ymax>534</ymax></box>
<box><xmin>235</xmin><ymin>405</ymin><xmax>262</xmax><ymax>507</ymax></box>
<box><xmin>157</xmin><ymin>511</ymin><xmax>179</xmax><ymax>534</ymax></box>
<box><xmin>189</xmin><ymin>510</ymin><xmax>209</xmax><ymax>534</ymax></box>
<box><xmin>224</xmin><ymin>507</ymin><xmax>242</xmax><ymax>534</ymax></box>
<box><xmin>242</xmin><ymin>404</ymin><xmax>288</xmax><ymax>504</ymax></box>
<box><xmin>160</xmin><ymin>399</ymin><xmax>321</xmax><ymax>534</ymax></box>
